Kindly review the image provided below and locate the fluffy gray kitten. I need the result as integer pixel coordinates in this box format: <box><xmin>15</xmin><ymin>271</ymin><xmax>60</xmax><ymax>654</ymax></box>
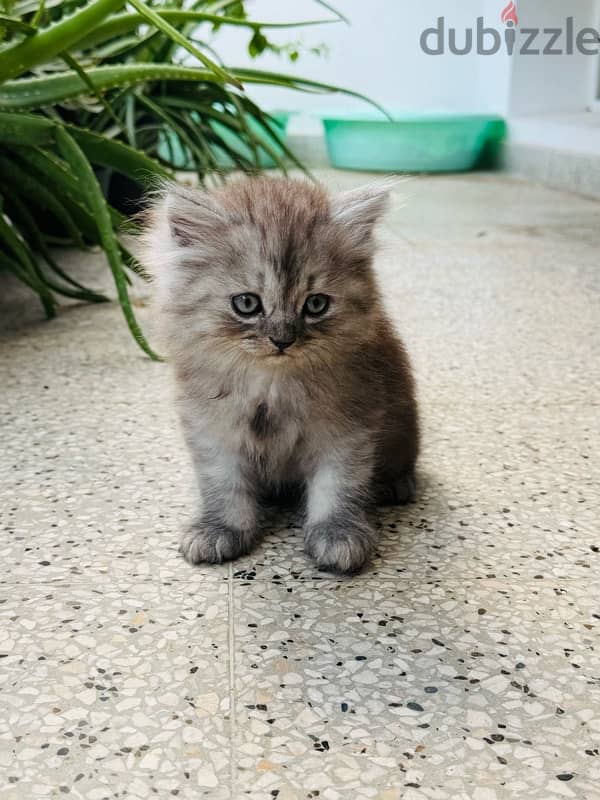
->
<box><xmin>139</xmin><ymin>177</ymin><xmax>418</xmax><ymax>574</ymax></box>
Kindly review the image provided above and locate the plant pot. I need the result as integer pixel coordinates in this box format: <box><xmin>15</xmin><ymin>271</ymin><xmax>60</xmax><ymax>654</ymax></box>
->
<box><xmin>321</xmin><ymin>113</ymin><xmax>506</xmax><ymax>173</ymax></box>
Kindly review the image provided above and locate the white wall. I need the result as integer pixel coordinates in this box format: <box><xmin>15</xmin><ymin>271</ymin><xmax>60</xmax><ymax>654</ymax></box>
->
<box><xmin>508</xmin><ymin>0</ymin><xmax>600</xmax><ymax>115</ymax></box>
<box><xmin>211</xmin><ymin>0</ymin><xmax>513</xmax><ymax>115</ymax></box>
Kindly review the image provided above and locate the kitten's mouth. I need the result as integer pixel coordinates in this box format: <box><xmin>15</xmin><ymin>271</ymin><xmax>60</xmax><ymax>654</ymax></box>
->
<box><xmin>266</xmin><ymin>349</ymin><xmax>296</xmax><ymax>361</ymax></box>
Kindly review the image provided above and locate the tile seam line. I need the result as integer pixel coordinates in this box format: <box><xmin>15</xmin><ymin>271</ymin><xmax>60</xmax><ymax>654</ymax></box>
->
<box><xmin>227</xmin><ymin>560</ymin><xmax>237</xmax><ymax>800</ymax></box>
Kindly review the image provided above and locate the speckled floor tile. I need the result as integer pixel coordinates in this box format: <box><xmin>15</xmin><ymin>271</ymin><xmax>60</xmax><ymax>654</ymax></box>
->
<box><xmin>232</xmin><ymin>580</ymin><xmax>600</xmax><ymax>799</ymax></box>
<box><xmin>1</xmin><ymin>171</ymin><xmax>599</xmax><ymax>799</ymax></box>
<box><xmin>0</xmin><ymin>353</ymin><xmax>231</xmax><ymax>586</ymax></box>
<box><xmin>0</xmin><ymin>581</ymin><xmax>232</xmax><ymax>798</ymax></box>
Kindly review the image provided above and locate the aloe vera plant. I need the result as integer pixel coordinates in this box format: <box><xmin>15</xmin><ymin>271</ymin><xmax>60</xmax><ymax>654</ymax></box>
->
<box><xmin>0</xmin><ymin>0</ymin><xmax>372</xmax><ymax>358</ymax></box>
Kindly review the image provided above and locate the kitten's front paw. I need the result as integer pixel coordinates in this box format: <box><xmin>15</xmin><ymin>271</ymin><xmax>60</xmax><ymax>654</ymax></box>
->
<box><xmin>180</xmin><ymin>521</ymin><xmax>255</xmax><ymax>565</ymax></box>
<box><xmin>304</xmin><ymin>520</ymin><xmax>375</xmax><ymax>575</ymax></box>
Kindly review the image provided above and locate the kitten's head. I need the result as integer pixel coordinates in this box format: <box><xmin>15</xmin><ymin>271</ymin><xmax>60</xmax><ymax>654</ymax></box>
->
<box><xmin>138</xmin><ymin>177</ymin><xmax>391</xmax><ymax>366</ymax></box>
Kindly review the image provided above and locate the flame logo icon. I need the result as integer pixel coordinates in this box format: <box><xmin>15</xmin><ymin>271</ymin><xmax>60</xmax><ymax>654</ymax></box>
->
<box><xmin>501</xmin><ymin>1</ymin><xmax>519</xmax><ymax>26</ymax></box>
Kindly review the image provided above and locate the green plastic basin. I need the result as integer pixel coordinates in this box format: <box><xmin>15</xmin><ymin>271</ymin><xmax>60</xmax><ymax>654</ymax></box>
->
<box><xmin>321</xmin><ymin>114</ymin><xmax>506</xmax><ymax>173</ymax></box>
<box><xmin>159</xmin><ymin>111</ymin><xmax>291</xmax><ymax>170</ymax></box>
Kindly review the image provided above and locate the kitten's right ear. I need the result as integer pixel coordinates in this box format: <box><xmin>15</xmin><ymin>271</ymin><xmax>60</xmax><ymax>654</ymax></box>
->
<box><xmin>135</xmin><ymin>183</ymin><xmax>226</xmax><ymax>283</ymax></box>
<box><xmin>163</xmin><ymin>184</ymin><xmax>226</xmax><ymax>247</ymax></box>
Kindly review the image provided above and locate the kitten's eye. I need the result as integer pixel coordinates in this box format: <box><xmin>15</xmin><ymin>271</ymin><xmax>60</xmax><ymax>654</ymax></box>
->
<box><xmin>231</xmin><ymin>293</ymin><xmax>262</xmax><ymax>317</ymax></box>
<box><xmin>303</xmin><ymin>293</ymin><xmax>330</xmax><ymax>317</ymax></box>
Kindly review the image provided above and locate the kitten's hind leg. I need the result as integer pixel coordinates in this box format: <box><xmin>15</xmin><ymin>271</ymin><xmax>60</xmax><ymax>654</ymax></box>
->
<box><xmin>375</xmin><ymin>469</ymin><xmax>417</xmax><ymax>507</ymax></box>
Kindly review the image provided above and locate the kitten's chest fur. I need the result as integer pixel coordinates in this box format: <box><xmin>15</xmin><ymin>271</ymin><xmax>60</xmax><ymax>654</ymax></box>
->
<box><xmin>208</xmin><ymin>368</ymin><xmax>309</xmax><ymax>476</ymax></box>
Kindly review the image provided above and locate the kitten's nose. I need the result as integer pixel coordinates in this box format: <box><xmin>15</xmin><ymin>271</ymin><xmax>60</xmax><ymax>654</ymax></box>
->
<box><xmin>269</xmin><ymin>335</ymin><xmax>296</xmax><ymax>353</ymax></box>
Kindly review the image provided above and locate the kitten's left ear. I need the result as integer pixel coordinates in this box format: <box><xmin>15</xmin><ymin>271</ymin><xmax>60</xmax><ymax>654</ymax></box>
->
<box><xmin>330</xmin><ymin>181</ymin><xmax>394</xmax><ymax>231</ymax></box>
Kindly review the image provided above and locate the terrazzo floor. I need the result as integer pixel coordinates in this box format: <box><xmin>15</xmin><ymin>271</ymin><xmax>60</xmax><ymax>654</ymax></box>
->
<box><xmin>1</xmin><ymin>171</ymin><xmax>599</xmax><ymax>800</ymax></box>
